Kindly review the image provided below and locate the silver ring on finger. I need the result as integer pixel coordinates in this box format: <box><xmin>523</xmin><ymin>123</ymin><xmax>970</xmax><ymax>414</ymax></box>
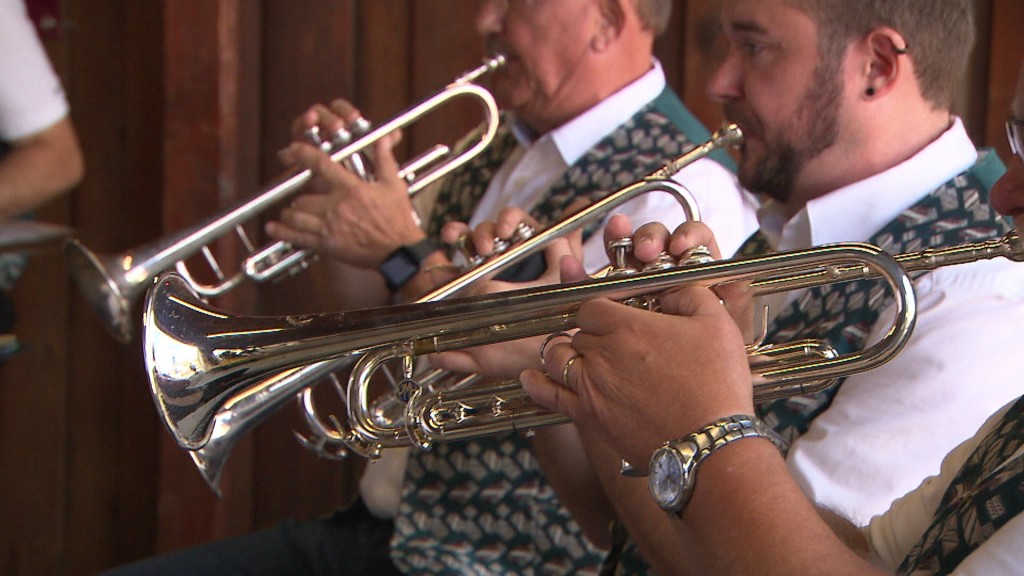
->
<box><xmin>539</xmin><ymin>332</ymin><xmax>573</xmax><ymax>372</ymax></box>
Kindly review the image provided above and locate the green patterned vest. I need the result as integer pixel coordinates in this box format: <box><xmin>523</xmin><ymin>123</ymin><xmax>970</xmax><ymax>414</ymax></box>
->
<box><xmin>390</xmin><ymin>89</ymin><xmax>724</xmax><ymax>575</ymax></box>
<box><xmin>897</xmin><ymin>395</ymin><xmax>1024</xmax><ymax>575</ymax></box>
<box><xmin>613</xmin><ymin>151</ymin><xmax>1009</xmax><ymax>576</ymax></box>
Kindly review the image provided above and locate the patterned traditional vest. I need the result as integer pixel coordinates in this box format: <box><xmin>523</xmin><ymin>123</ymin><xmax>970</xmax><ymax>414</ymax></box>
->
<box><xmin>612</xmin><ymin>151</ymin><xmax>1009</xmax><ymax>576</ymax></box>
<box><xmin>897</xmin><ymin>395</ymin><xmax>1024</xmax><ymax>575</ymax></box>
<box><xmin>390</xmin><ymin>89</ymin><xmax>722</xmax><ymax>575</ymax></box>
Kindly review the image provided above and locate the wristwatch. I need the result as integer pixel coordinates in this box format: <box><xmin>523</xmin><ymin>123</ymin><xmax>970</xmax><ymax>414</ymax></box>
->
<box><xmin>378</xmin><ymin>237</ymin><xmax>441</xmax><ymax>292</ymax></box>
<box><xmin>648</xmin><ymin>414</ymin><xmax>781</xmax><ymax>515</ymax></box>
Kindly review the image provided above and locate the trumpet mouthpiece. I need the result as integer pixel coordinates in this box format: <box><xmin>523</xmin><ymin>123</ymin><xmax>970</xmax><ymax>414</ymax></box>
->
<box><xmin>713</xmin><ymin>123</ymin><xmax>744</xmax><ymax>149</ymax></box>
<box><xmin>487</xmin><ymin>53</ymin><xmax>507</xmax><ymax>70</ymax></box>
<box><xmin>456</xmin><ymin>54</ymin><xmax>508</xmax><ymax>85</ymax></box>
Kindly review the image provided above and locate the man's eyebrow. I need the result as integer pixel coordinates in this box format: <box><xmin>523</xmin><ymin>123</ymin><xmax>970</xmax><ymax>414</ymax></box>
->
<box><xmin>725</xmin><ymin>19</ymin><xmax>770</xmax><ymax>36</ymax></box>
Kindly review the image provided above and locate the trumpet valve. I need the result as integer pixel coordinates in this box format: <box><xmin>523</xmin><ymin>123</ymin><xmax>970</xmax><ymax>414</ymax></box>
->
<box><xmin>490</xmin><ymin>221</ymin><xmax>537</xmax><ymax>258</ymax></box>
<box><xmin>303</xmin><ymin>125</ymin><xmax>328</xmax><ymax>151</ymax></box>
<box><xmin>452</xmin><ymin>221</ymin><xmax>539</xmax><ymax>271</ymax></box>
<box><xmin>331</xmin><ymin>127</ymin><xmax>354</xmax><ymax>146</ymax></box>
<box><xmin>607</xmin><ymin>237</ymin><xmax>639</xmax><ymax>277</ymax></box>
<box><xmin>511</xmin><ymin>221</ymin><xmax>537</xmax><ymax>243</ymax></box>
<box><xmin>677</xmin><ymin>245</ymin><xmax>715</xmax><ymax>266</ymax></box>
<box><xmin>641</xmin><ymin>251</ymin><xmax>677</xmax><ymax>272</ymax></box>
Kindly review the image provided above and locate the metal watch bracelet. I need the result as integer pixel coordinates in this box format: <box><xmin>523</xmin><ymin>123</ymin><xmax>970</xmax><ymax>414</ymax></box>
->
<box><xmin>648</xmin><ymin>414</ymin><xmax>783</xmax><ymax>515</ymax></box>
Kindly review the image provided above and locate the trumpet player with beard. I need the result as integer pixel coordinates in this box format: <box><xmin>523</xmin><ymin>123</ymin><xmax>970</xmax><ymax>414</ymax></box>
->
<box><xmin>522</xmin><ymin>52</ymin><xmax>1024</xmax><ymax>575</ymax></box>
<box><xmin>102</xmin><ymin>1</ymin><xmax>757</xmax><ymax>575</ymax></box>
<box><xmin>503</xmin><ymin>1</ymin><xmax>1024</xmax><ymax>574</ymax></box>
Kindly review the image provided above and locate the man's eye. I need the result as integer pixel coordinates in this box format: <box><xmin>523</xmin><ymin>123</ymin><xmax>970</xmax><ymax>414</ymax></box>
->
<box><xmin>741</xmin><ymin>42</ymin><xmax>765</xmax><ymax>56</ymax></box>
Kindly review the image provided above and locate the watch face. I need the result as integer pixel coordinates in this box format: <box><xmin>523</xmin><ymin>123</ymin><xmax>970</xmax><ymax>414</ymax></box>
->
<box><xmin>649</xmin><ymin>447</ymin><xmax>686</xmax><ymax>511</ymax></box>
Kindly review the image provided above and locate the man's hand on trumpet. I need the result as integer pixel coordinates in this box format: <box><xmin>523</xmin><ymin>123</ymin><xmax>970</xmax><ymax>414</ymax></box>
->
<box><xmin>265</xmin><ymin>100</ymin><xmax>430</xmax><ymax>270</ymax></box>
<box><xmin>428</xmin><ymin>206</ymin><xmax>585</xmax><ymax>380</ymax></box>
<box><xmin>605</xmin><ymin>214</ymin><xmax>757</xmax><ymax>342</ymax></box>
<box><xmin>520</xmin><ymin>216</ymin><xmax>756</xmax><ymax>469</ymax></box>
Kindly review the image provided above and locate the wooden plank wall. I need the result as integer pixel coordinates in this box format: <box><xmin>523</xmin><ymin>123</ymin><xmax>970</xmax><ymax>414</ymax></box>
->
<box><xmin>0</xmin><ymin>1</ymin><xmax>1020</xmax><ymax>574</ymax></box>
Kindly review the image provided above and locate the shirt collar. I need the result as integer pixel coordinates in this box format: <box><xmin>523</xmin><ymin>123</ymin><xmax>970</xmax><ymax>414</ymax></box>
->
<box><xmin>759</xmin><ymin>118</ymin><xmax>978</xmax><ymax>250</ymax></box>
<box><xmin>509</xmin><ymin>59</ymin><xmax>666</xmax><ymax>166</ymax></box>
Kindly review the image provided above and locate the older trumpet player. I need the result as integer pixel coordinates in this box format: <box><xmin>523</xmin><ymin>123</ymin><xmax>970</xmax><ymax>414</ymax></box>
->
<box><xmin>102</xmin><ymin>1</ymin><xmax>756</xmax><ymax>575</ymax></box>
<box><xmin>265</xmin><ymin>2</ymin><xmax>758</xmax><ymax>575</ymax></box>
<box><xmin>524</xmin><ymin>52</ymin><xmax>1024</xmax><ymax>575</ymax></box>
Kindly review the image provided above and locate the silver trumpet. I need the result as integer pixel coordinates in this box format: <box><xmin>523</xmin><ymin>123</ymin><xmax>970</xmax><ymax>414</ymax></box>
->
<box><xmin>147</xmin><ymin>218</ymin><xmax>1023</xmax><ymax>491</ymax></box>
<box><xmin>170</xmin><ymin>125</ymin><xmax>739</xmax><ymax>491</ymax></box>
<box><xmin>67</xmin><ymin>54</ymin><xmax>506</xmax><ymax>344</ymax></box>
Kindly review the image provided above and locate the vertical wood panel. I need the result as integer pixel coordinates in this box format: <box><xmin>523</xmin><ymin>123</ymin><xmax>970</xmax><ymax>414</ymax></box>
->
<box><xmin>62</xmin><ymin>0</ymin><xmax>163</xmax><ymax>574</ymax></box>
<box><xmin>156</xmin><ymin>0</ymin><xmax>262</xmax><ymax>553</ymax></box>
<box><xmin>653</xmin><ymin>1</ymin><xmax>687</xmax><ymax>98</ymax></box>
<box><xmin>957</xmin><ymin>0</ymin><xmax>994</xmax><ymax>146</ymax></box>
<box><xmin>408</xmin><ymin>0</ymin><xmax>484</xmax><ymax>159</ymax></box>
<box><xmin>985</xmin><ymin>0</ymin><xmax>1024</xmax><ymax>162</ymax></box>
<box><xmin>356</xmin><ymin>0</ymin><xmax>413</xmax><ymax>127</ymax></box>
<box><xmin>99</xmin><ymin>3</ymin><xmax>165</xmax><ymax>568</ymax></box>
<box><xmin>682</xmin><ymin>0</ymin><xmax>729</xmax><ymax>131</ymax></box>
<box><xmin>252</xmin><ymin>0</ymin><xmax>358</xmax><ymax>530</ymax></box>
<box><xmin>157</xmin><ymin>0</ymin><xmax>232</xmax><ymax>553</ymax></box>
<box><xmin>0</xmin><ymin>244</ymin><xmax>68</xmax><ymax>575</ymax></box>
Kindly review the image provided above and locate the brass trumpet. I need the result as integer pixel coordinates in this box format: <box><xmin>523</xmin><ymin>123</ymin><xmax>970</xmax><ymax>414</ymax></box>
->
<box><xmin>168</xmin><ymin>125</ymin><xmax>739</xmax><ymax>490</ymax></box>
<box><xmin>67</xmin><ymin>55</ymin><xmax>506</xmax><ymax>344</ymax></box>
<box><xmin>147</xmin><ymin>226</ymin><xmax>1023</xmax><ymax>490</ymax></box>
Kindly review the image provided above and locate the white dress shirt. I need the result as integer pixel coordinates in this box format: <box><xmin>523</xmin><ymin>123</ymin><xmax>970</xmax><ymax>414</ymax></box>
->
<box><xmin>754</xmin><ymin>119</ymin><xmax>1024</xmax><ymax>541</ymax></box>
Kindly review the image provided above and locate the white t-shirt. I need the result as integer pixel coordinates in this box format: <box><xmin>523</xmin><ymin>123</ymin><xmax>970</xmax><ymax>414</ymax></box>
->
<box><xmin>361</xmin><ymin>61</ymin><xmax>760</xmax><ymax>519</ymax></box>
<box><xmin>755</xmin><ymin>119</ymin><xmax>1024</xmax><ymax>535</ymax></box>
<box><xmin>867</xmin><ymin>397</ymin><xmax>1024</xmax><ymax>574</ymax></box>
<box><xmin>0</xmin><ymin>0</ymin><xmax>69</xmax><ymax>141</ymax></box>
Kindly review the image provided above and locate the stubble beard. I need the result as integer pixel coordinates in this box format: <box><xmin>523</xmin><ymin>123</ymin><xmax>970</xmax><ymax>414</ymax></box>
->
<box><xmin>732</xmin><ymin>57</ymin><xmax>844</xmax><ymax>203</ymax></box>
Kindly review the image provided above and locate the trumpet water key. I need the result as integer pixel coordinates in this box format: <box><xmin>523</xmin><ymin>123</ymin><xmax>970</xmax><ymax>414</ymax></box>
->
<box><xmin>67</xmin><ymin>55</ymin><xmax>506</xmax><ymax>344</ymax></box>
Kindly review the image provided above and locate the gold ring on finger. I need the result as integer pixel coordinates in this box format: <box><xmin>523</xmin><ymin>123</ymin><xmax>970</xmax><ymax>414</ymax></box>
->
<box><xmin>562</xmin><ymin>352</ymin><xmax>583</xmax><ymax>386</ymax></box>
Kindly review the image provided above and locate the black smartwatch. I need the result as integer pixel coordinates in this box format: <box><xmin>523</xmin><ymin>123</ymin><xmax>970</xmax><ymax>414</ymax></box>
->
<box><xmin>379</xmin><ymin>238</ymin><xmax>441</xmax><ymax>293</ymax></box>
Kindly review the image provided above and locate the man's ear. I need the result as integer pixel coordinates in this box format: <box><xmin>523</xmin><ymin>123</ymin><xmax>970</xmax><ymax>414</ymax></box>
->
<box><xmin>861</xmin><ymin>26</ymin><xmax>910</xmax><ymax>100</ymax></box>
<box><xmin>590</xmin><ymin>0</ymin><xmax>625</xmax><ymax>52</ymax></box>
<box><xmin>591</xmin><ymin>15</ymin><xmax>618</xmax><ymax>51</ymax></box>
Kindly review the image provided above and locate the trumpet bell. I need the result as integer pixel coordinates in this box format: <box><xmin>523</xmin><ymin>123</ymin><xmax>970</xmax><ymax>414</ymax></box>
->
<box><xmin>65</xmin><ymin>238</ymin><xmax>138</xmax><ymax>344</ymax></box>
<box><xmin>143</xmin><ymin>272</ymin><xmax>268</xmax><ymax>450</ymax></box>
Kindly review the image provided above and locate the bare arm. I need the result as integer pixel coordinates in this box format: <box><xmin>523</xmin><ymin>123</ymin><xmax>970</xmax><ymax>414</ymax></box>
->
<box><xmin>0</xmin><ymin>117</ymin><xmax>83</xmax><ymax>218</ymax></box>
<box><xmin>679</xmin><ymin>437</ymin><xmax>880</xmax><ymax>575</ymax></box>
<box><xmin>582</xmin><ymin>438</ymin><xmax>700</xmax><ymax>576</ymax></box>
<box><xmin>521</xmin><ymin>286</ymin><xmax>885</xmax><ymax>575</ymax></box>
<box><xmin>530</xmin><ymin>424</ymin><xmax>618</xmax><ymax>550</ymax></box>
